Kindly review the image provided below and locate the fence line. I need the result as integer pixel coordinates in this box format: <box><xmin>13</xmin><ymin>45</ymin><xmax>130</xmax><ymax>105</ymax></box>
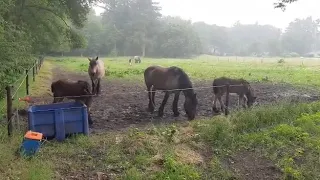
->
<box><xmin>36</xmin><ymin>84</ymin><xmax>244</xmax><ymax>99</ymax></box>
<box><xmin>3</xmin><ymin>56</ymin><xmax>44</xmax><ymax>137</ymax></box>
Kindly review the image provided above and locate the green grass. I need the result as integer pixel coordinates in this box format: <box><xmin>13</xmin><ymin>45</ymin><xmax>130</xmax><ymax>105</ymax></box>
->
<box><xmin>2</xmin><ymin>55</ymin><xmax>320</xmax><ymax>179</ymax></box>
<box><xmin>50</xmin><ymin>55</ymin><xmax>320</xmax><ymax>88</ymax></box>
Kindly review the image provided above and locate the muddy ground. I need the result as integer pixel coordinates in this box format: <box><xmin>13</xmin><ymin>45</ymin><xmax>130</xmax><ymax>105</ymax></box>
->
<box><xmin>28</xmin><ymin>67</ymin><xmax>320</xmax><ymax>134</ymax></box>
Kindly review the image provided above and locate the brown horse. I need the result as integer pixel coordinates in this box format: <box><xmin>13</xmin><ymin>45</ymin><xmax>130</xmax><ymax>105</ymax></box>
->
<box><xmin>88</xmin><ymin>56</ymin><xmax>105</xmax><ymax>95</ymax></box>
<box><xmin>51</xmin><ymin>79</ymin><xmax>94</xmax><ymax>125</ymax></box>
<box><xmin>212</xmin><ymin>77</ymin><xmax>257</xmax><ymax>113</ymax></box>
<box><xmin>144</xmin><ymin>65</ymin><xmax>198</xmax><ymax>120</ymax></box>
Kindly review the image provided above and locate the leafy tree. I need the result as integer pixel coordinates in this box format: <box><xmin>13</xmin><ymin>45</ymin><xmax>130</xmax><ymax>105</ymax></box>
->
<box><xmin>0</xmin><ymin>0</ymin><xmax>98</xmax><ymax>96</ymax></box>
<box><xmin>274</xmin><ymin>0</ymin><xmax>298</xmax><ymax>10</ymax></box>
<box><xmin>282</xmin><ymin>17</ymin><xmax>319</xmax><ymax>55</ymax></box>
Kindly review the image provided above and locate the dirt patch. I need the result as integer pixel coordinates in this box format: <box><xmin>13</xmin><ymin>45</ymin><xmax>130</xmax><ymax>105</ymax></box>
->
<box><xmin>29</xmin><ymin>67</ymin><xmax>320</xmax><ymax>133</ymax></box>
<box><xmin>226</xmin><ymin>151</ymin><xmax>282</xmax><ymax>180</ymax></box>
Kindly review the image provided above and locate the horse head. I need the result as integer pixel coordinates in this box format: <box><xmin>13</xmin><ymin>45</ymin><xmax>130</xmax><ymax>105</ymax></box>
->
<box><xmin>184</xmin><ymin>91</ymin><xmax>198</xmax><ymax>120</ymax></box>
<box><xmin>88</xmin><ymin>56</ymin><xmax>99</xmax><ymax>75</ymax></box>
<box><xmin>246</xmin><ymin>86</ymin><xmax>257</xmax><ymax>107</ymax></box>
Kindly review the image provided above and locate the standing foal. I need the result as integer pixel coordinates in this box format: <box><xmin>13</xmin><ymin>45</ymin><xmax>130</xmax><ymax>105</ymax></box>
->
<box><xmin>88</xmin><ymin>56</ymin><xmax>105</xmax><ymax>95</ymax></box>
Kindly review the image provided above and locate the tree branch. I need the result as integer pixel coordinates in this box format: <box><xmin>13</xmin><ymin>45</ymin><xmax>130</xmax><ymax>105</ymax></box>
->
<box><xmin>25</xmin><ymin>5</ymin><xmax>71</xmax><ymax>28</ymax></box>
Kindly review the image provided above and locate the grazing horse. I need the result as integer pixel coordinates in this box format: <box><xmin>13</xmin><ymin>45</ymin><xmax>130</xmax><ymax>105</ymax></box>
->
<box><xmin>88</xmin><ymin>56</ymin><xmax>105</xmax><ymax>95</ymax></box>
<box><xmin>144</xmin><ymin>65</ymin><xmax>198</xmax><ymax>120</ymax></box>
<box><xmin>212</xmin><ymin>77</ymin><xmax>257</xmax><ymax>113</ymax></box>
<box><xmin>129</xmin><ymin>56</ymin><xmax>141</xmax><ymax>65</ymax></box>
<box><xmin>51</xmin><ymin>79</ymin><xmax>94</xmax><ymax>125</ymax></box>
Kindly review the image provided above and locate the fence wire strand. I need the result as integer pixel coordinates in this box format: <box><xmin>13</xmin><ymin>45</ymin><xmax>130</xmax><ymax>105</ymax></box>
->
<box><xmin>11</xmin><ymin>75</ymin><xmax>27</xmax><ymax>99</ymax></box>
<box><xmin>39</xmin><ymin>84</ymin><xmax>245</xmax><ymax>99</ymax></box>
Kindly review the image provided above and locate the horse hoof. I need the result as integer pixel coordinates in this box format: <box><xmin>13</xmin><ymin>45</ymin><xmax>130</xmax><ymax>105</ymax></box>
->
<box><xmin>158</xmin><ymin>112</ymin><xmax>164</xmax><ymax>117</ymax></box>
<box><xmin>173</xmin><ymin>113</ymin><xmax>180</xmax><ymax>117</ymax></box>
<box><xmin>212</xmin><ymin>107</ymin><xmax>220</xmax><ymax>113</ymax></box>
<box><xmin>147</xmin><ymin>107</ymin><xmax>155</xmax><ymax>113</ymax></box>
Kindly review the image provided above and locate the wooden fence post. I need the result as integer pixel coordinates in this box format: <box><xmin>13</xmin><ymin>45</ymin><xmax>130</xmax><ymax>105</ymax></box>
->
<box><xmin>26</xmin><ymin>70</ymin><xmax>29</xmax><ymax>95</ymax></box>
<box><xmin>33</xmin><ymin>64</ymin><xmax>36</xmax><ymax>82</ymax></box>
<box><xmin>35</xmin><ymin>60</ymin><xmax>38</xmax><ymax>74</ymax></box>
<box><xmin>6</xmin><ymin>86</ymin><xmax>13</xmax><ymax>137</ymax></box>
<box><xmin>225</xmin><ymin>84</ymin><xmax>230</xmax><ymax>116</ymax></box>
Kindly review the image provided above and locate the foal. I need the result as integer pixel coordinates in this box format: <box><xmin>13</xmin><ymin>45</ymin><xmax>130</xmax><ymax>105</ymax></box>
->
<box><xmin>51</xmin><ymin>79</ymin><xmax>94</xmax><ymax>125</ymax></box>
<box><xmin>144</xmin><ymin>65</ymin><xmax>198</xmax><ymax>120</ymax></box>
<box><xmin>88</xmin><ymin>56</ymin><xmax>105</xmax><ymax>95</ymax></box>
<box><xmin>212</xmin><ymin>77</ymin><xmax>257</xmax><ymax>113</ymax></box>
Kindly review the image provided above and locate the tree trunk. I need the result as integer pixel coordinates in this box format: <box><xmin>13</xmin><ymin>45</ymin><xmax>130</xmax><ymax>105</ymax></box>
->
<box><xmin>142</xmin><ymin>43</ymin><xmax>146</xmax><ymax>57</ymax></box>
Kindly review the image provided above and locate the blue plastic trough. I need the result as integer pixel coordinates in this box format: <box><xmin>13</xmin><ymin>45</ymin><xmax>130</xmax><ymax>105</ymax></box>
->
<box><xmin>28</xmin><ymin>101</ymin><xmax>89</xmax><ymax>141</ymax></box>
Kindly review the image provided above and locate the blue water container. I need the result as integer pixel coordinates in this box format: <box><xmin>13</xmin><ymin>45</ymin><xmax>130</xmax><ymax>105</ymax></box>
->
<box><xmin>20</xmin><ymin>139</ymin><xmax>42</xmax><ymax>157</ymax></box>
<box><xmin>28</xmin><ymin>101</ymin><xmax>89</xmax><ymax>141</ymax></box>
<box><xmin>20</xmin><ymin>131</ymin><xmax>43</xmax><ymax>157</ymax></box>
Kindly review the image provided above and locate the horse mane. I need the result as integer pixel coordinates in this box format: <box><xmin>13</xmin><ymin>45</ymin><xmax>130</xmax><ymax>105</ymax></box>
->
<box><xmin>169</xmin><ymin>66</ymin><xmax>193</xmax><ymax>89</ymax></box>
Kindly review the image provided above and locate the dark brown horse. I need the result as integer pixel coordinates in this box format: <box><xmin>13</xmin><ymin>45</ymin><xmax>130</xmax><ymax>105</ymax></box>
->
<box><xmin>212</xmin><ymin>77</ymin><xmax>257</xmax><ymax>113</ymax></box>
<box><xmin>144</xmin><ymin>65</ymin><xmax>198</xmax><ymax>120</ymax></box>
<box><xmin>51</xmin><ymin>79</ymin><xmax>94</xmax><ymax>125</ymax></box>
<box><xmin>88</xmin><ymin>56</ymin><xmax>105</xmax><ymax>95</ymax></box>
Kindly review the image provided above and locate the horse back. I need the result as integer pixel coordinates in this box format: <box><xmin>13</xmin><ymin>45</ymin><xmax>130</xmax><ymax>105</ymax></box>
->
<box><xmin>144</xmin><ymin>66</ymin><xmax>180</xmax><ymax>90</ymax></box>
<box><xmin>51</xmin><ymin>79</ymin><xmax>90</xmax><ymax>96</ymax></box>
<box><xmin>213</xmin><ymin>77</ymin><xmax>250</xmax><ymax>95</ymax></box>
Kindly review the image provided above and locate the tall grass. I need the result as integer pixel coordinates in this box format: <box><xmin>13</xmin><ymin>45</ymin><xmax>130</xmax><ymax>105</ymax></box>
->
<box><xmin>194</xmin><ymin>101</ymin><xmax>320</xmax><ymax>179</ymax></box>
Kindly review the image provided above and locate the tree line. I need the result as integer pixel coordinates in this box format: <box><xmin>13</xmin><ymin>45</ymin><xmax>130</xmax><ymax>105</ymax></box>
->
<box><xmin>0</xmin><ymin>0</ymin><xmax>306</xmax><ymax>95</ymax></box>
<box><xmin>47</xmin><ymin>0</ymin><xmax>319</xmax><ymax>58</ymax></box>
<box><xmin>0</xmin><ymin>0</ymin><xmax>97</xmax><ymax>96</ymax></box>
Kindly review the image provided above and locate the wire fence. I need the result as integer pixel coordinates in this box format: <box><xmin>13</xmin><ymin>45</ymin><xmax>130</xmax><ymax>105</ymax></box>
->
<box><xmin>0</xmin><ymin>56</ymin><xmax>44</xmax><ymax>136</ymax></box>
<box><xmin>0</xmin><ymin>55</ymin><xmax>255</xmax><ymax>137</ymax></box>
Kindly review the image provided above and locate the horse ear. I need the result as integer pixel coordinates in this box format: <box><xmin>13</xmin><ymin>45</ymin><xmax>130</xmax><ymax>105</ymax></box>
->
<box><xmin>88</xmin><ymin>58</ymin><xmax>91</xmax><ymax>61</ymax></box>
<box><xmin>95</xmin><ymin>56</ymin><xmax>99</xmax><ymax>60</ymax></box>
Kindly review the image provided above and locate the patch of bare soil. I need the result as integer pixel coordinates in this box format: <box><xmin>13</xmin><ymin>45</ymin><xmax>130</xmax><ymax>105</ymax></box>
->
<box><xmin>225</xmin><ymin>151</ymin><xmax>282</xmax><ymax>180</ymax></box>
<box><xmin>30</xmin><ymin>67</ymin><xmax>319</xmax><ymax>134</ymax></box>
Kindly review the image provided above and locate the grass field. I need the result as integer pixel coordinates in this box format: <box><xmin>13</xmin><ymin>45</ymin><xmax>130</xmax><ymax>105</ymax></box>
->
<box><xmin>1</xmin><ymin>55</ymin><xmax>320</xmax><ymax>179</ymax></box>
<box><xmin>50</xmin><ymin>55</ymin><xmax>320</xmax><ymax>87</ymax></box>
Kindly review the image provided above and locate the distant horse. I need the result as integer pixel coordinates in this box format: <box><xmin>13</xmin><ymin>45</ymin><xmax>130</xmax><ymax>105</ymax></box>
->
<box><xmin>88</xmin><ymin>56</ymin><xmax>105</xmax><ymax>95</ymax></box>
<box><xmin>212</xmin><ymin>77</ymin><xmax>257</xmax><ymax>113</ymax></box>
<box><xmin>129</xmin><ymin>56</ymin><xmax>141</xmax><ymax>65</ymax></box>
<box><xmin>51</xmin><ymin>79</ymin><xmax>94</xmax><ymax>125</ymax></box>
<box><xmin>144</xmin><ymin>65</ymin><xmax>198</xmax><ymax>120</ymax></box>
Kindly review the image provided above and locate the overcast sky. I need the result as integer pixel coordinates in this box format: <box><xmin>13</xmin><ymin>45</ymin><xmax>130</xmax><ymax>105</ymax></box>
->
<box><xmin>94</xmin><ymin>0</ymin><xmax>320</xmax><ymax>30</ymax></box>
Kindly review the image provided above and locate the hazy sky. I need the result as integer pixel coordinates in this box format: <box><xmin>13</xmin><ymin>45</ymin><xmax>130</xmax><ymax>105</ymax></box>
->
<box><xmin>94</xmin><ymin>0</ymin><xmax>320</xmax><ymax>30</ymax></box>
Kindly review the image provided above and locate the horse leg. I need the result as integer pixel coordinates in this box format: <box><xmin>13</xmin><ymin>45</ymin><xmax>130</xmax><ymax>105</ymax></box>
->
<box><xmin>243</xmin><ymin>96</ymin><xmax>248</xmax><ymax>109</ymax></box>
<box><xmin>97</xmin><ymin>78</ymin><xmax>101</xmax><ymax>95</ymax></box>
<box><xmin>218</xmin><ymin>95</ymin><xmax>225</xmax><ymax>112</ymax></box>
<box><xmin>88</xmin><ymin>113</ymin><xmax>93</xmax><ymax>126</ymax></box>
<box><xmin>172</xmin><ymin>91</ymin><xmax>180</xmax><ymax>117</ymax></box>
<box><xmin>212</xmin><ymin>94</ymin><xmax>219</xmax><ymax>113</ymax></box>
<box><xmin>158</xmin><ymin>92</ymin><xmax>170</xmax><ymax>117</ymax></box>
<box><xmin>91</xmin><ymin>78</ymin><xmax>95</xmax><ymax>95</ymax></box>
<box><xmin>239</xmin><ymin>94</ymin><xmax>246</xmax><ymax>109</ymax></box>
<box><xmin>147</xmin><ymin>86</ymin><xmax>155</xmax><ymax>112</ymax></box>
<box><xmin>53</xmin><ymin>94</ymin><xmax>64</xmax><ymax>103</ymax></box>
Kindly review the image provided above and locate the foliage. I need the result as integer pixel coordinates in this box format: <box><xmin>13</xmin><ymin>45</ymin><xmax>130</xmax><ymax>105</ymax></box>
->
<box><xmin>0</xmin><ymin>0</ymin><xmax>97</xmax><ymax>97</ymax></box>
<box><xmin>194</xmin><ymin>102</ymin><xmax>320</xmax><ymax>179</ymax></box>
<box><xmin>274</xmin><ymin>0</ymin><xmax>298</xmax><ymax>10</ymax></box>
<box><xmin>59</xmin><ymin>1</ymin><xmax>320</xmax><ymax>58</ymax></box>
